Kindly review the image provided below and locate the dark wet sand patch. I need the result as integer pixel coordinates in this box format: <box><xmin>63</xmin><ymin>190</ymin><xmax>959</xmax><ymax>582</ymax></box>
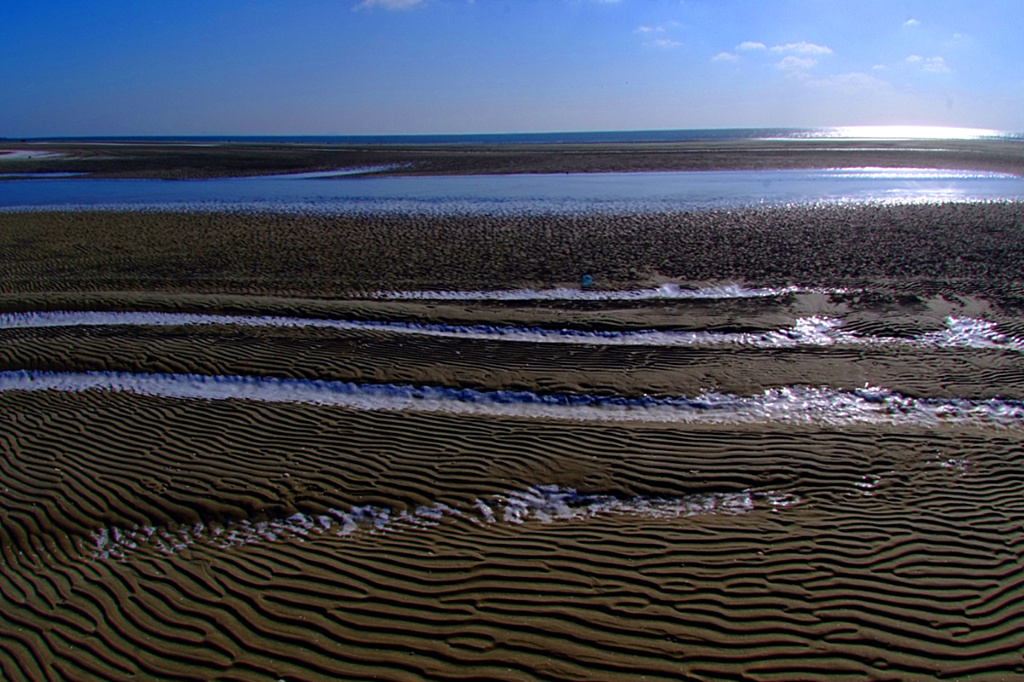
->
<box><xmin>3</xmin><ymin>203</ymin><xmax>1024</xmax><ymax>299</ymax></box>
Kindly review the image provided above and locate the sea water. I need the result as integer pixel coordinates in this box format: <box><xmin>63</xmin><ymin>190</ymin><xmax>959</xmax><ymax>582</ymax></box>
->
<box><xmin>1</xmin><ymin>168</ymin><xmax>1023</xmax><ymax>214</ymax></box>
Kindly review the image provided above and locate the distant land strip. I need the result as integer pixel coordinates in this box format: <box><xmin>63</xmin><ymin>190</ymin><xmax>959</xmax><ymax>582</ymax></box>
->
<box><xmin>2</xmin><ymin>137</ymin><xmax>1024</xmax><ymax>178</ymax></box>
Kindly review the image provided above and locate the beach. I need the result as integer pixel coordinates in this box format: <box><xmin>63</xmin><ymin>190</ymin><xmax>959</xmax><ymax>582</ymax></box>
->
<box><xmin>2</xmin><ymin>141</ymin><xmax>1024</xmax><ymax>680</ymax></box>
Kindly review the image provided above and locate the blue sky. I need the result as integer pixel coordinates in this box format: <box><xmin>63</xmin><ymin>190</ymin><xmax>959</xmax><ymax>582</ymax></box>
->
<box><xmin>2</xmin><ymin>0</ymin><xmax>1022</xmax><ymax>136</ymax></box>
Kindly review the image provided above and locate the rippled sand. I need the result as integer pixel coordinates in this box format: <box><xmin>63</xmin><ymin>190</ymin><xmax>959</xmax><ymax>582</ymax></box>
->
<box><xmin>3</xmin><ymin>200</ymin><xmax>1024</xmax><ymax>679</ymax></box>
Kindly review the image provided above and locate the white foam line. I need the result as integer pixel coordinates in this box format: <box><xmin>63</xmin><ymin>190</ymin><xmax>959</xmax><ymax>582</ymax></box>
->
<box><xmin>254</xmin><ymin>164</ymin><xmax>409</xmax><ymax>180</ymax></box>
<box><xmin>90</xmin><ymin>485</ymin><xmax>799</xmax><ymax>560</ymax></box>
<box><xmin>373</xmin><ymin>283</ymin><xmax>808</xmax><ymax>301</ymax></box>
<box><xmin>3</xmin><ymin>310</ymin><xmax>1022</xmax><ymax>351</ymax></box>
<box><xmin>2</xmin><ymin>370</ymin><xmax>1022</xmax><ymax>429</ymax></box>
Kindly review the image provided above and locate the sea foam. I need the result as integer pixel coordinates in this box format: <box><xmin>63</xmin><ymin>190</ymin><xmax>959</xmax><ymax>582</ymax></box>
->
<box><xmin>2</xmin><ymin>370</ymin><xmax>1023</xmax><ymax>429</ymax></box>
<box><xmin>3</xmin><ymin>310</ymin><xmax>1021</xmax><ymax>351</ymax></box>
<box><xmin>89</xmin><ymin>485</ymin><xmax>799</xmax><ymax>561</ymax></box>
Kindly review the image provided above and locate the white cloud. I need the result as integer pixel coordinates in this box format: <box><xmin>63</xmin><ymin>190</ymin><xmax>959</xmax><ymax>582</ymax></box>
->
<box><xmin>904</xmin><ymin>18</ymin><xmax>920</xmax><ymax>27</ymax></box>
<box><xmin>736</xmin><ymin>41</ymin><xmax>766</xmax><ymax>51</ymax></box>
<box><xmin>770</xmin><ymin>42</ymin><xmax>833</xmax><ymax>55</ymax></box>
<box><xmin>353</xmin><ymin>0</ymin><xmax>423</xmax><ymax>10</ymax></box>
<box><xmin>809</xmin><ymin>72</ymin><xmax>893</xmax><ymax>94</ymax></box>
<box><xmin>923</xmin><ymin>56</ymin><xmax>950</xmax><ymax>73</ymax></box>
<box><xmin>872</xmin><ymin>64</ymin><xmax>887</xmax><ymax>70</ymax></box>
<box><xmin>712</xmin><ymin>52</ymin><xmax>739</xmax><ymax>62</ymax></box>
<box><xmin>646</xmin><ymin>38</ymin><xmax>682</xmax><ymax>49</ymax></box>
<box><xmin>636</xmin><ymin>23</ymin><xmax>680</xmax><ymax>48</ymax></box>
<box><xmin>906</xmin><ymin>55</ymin><xmax>950</xmax><ymax>73</ymax></box>
<box><xmin>776</xmin><ymin>55</ymin><xmax>816</xmax><ymax>76</ymax></box>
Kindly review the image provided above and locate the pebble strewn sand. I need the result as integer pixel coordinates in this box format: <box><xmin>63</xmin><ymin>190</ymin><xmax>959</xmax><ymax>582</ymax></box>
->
<box><xmin>3</xmin><ymin>202</ymin><xmax>1024</xmax><ymax>301</ymax></box>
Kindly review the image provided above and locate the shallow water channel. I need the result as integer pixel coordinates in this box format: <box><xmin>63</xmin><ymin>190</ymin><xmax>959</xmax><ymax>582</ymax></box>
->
<box><xmin>2</xmin><ymin>167</ymin><xmax>1023</xmax><ymax>213</ymax></box>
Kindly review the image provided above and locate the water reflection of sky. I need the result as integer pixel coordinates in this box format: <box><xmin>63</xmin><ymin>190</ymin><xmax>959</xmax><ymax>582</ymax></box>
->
<box><xmin>1</xmin><ymin>168</ymin><xmax>1022</xmax><ymax>215</ymax></box>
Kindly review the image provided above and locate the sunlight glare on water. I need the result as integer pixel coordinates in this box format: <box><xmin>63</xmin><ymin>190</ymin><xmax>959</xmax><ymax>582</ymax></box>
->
<box><xmin>817</xmin><ymin>126</ymin><xmax>1006</xmax><ymax>140</ymax></box>
<box><xmin>1</xmin><ymin>167</ymin><xmax>1021</xmax><ymax>214</ymax></box>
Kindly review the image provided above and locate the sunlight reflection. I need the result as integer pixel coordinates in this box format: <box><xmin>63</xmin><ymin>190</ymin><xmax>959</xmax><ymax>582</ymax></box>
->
<box><xmin>818</xmin><ymin>126</ymin><xmax>1004</xmax><ymax>140</ymax></box>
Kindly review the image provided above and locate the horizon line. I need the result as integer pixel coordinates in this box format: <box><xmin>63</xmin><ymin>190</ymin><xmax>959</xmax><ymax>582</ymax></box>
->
<box><xmin>5</xmin><ymin>125</ymin><xmax>1022</xmax><ymax>144</ymax></box>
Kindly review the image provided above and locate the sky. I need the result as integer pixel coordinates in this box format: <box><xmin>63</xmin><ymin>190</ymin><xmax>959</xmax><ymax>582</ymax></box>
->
<box><xmin>2</xmin><ymin>0</ymin><xmax>1023</xmax><ymax>137</ymax></box>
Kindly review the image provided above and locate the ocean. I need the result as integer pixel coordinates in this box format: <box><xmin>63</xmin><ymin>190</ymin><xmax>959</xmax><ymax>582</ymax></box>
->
<box><xmin>14</xmin><ymin>126</ymin><xmax>1024</xmax><ymax>146</ymax></box>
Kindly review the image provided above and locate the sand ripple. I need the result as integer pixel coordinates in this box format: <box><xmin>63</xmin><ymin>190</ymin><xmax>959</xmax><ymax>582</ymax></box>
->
<box><xmin>1</xmin><ymin>375</ymin><xmax>1023</xmax><ymax>678</ymax></box>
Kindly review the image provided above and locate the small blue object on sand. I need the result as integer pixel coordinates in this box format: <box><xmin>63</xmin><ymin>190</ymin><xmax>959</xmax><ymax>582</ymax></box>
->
<box><xmin>581</xmin><ymin>274</ymin><xmax>594</xmax><ymax>288</ymax></box>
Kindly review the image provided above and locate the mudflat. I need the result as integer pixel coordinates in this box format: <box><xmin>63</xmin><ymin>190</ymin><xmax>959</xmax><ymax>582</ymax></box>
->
<box><xmin>2</xmin><ymin>137</ymin><xmax>1024</xmax><ymax>177</ymax></box>
<box><xmin>1</xmin><ymin>142</ymin><xmax>1024</xmax><ymax>680</ymax></box>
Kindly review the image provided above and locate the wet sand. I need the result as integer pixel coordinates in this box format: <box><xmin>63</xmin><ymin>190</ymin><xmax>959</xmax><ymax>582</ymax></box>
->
<box><xmin>3</xmin><ymin>203</ymin><xmax>1024</xmax><ymax>300</ymax></box>
<box><xmin>2</xmin><ymin>143</ymin><xmax>1024</xmax><ymax>680</ymax></box>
